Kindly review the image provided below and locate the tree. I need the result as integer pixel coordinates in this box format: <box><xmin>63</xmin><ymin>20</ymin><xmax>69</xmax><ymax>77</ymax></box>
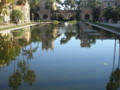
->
<box><xmin>0</xmin><ymin>0</ymin><xmax>14</xmax><ymax>23</ymax></box>
<box><xmin>64</xmin><ymin>0</ymin><xmax>75</xmax><ymax>10</ymax></box>
<box><xmin>44</xmin><ymin>0</ymin><xmax>62</xmax><ymax>20</ymax></box>
<box><xmin>103</xmin><ymin>6</ymin><xmax>120</xmax><ymax>23</ymax></box>
<box><xmin>0</xmin><ymin>0</ymin><xmax>14</xmax><ymax>15</ymax></box>
<box><xmin>63</xmin><ymin>0</ymin><xmax>84</xmax><ymax>20</ymax></box>
<box><xmin>87</xmin><ymin>0</ymin><xmax>101</xmax><ymax>21</ymax></box>
<box><xmin>0</xmin><ymin>34</ymin><xmax>21</xmax><ymax>67</ymax></box>
<box><xmin>11</xmin><ymin>10</ymin><xmax>23</xmax><ymax>21</ymax></box>
<box><xmin>22</xmin><ymin>46</ymin><xmax>38</xmax><ymax>60</ymax></box>
<box><xmin>92</xmin><ymin>7</ymin><xmax>101</xmax><ymax>22</ymax></box>
<box><xmin>9</xmin><ymin>71</ymin><xmax>22</xmax><ymax>90</ymax></box>
<box><xmin>106</xmin><ymin>68</ymin><xmax>120</xmax><ymax>90</ymax></box>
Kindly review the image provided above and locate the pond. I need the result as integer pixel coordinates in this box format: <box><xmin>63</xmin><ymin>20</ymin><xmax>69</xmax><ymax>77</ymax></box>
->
<box><xmin>0</xmin><ymin>22</ymin><xmax>120</xmax><ymax>90</ymax></box>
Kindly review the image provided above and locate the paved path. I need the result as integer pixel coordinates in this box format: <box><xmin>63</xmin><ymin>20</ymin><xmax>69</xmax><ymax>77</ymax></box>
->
<box><xmin>0</xmin><ymin>23</ymin><xmax>38</xmax><ymax>33</ymax></box>
<box><xmin>0</xmin><ymin>24</ymin><xmax>21</xmax><ymax>29</ymax></box>
<box><xmin>101</xmin><ymin>23</ymin><xmax>120</xmax><ymax>28</ymax></box>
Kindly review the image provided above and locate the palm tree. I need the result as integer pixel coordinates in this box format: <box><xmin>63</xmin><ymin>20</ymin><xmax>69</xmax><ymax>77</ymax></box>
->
<box><xmin>106</xmin><ymin>38</ymin><xmax>120</xmax><ymax>90</ymax></box>
<box><xmin>112</xmin><ymin>37</ymin><xmax>116</xmax><ymax>71</ymax></box>
<box><xmin>22</xmin><ymin>45</ymin><xmax>38</xmax><ymax>60</ymax></box>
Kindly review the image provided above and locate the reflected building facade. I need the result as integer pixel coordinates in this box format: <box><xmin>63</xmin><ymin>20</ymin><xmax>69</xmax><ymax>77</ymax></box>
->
<box><xmin>39</xmin><ymin>25</ymin><xmax>60</xmax><ymax>51</ymax></box>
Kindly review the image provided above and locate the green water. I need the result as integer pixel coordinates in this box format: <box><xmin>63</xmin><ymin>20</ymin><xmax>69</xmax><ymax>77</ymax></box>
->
<box><xmin>0</xmin><ymin>22</ymin><xmax>120</xmax><ymax>90</ymax></box>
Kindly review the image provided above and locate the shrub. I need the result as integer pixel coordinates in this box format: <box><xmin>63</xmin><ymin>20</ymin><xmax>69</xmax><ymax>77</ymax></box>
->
<box><xmin>52</xmin><ymin>20</ymin><xmax>60</xmax><ymax>24</ymax></box>
<box><xmin>58</xmin><ymin>14</ymin><xmax>64</xmax><ymax>21</ymax></box>
<box><xmin>68</xmin><ymin>20</ymin><xmax>77</xmax><ymax>24</ymax></box>
<box><xmin>11</xmin><ymin>10</ymin><xmax>23</xmax><ymax>21</ymax></box>
<box><xmin>0</xmin><ymin>16</ymin><xmax>4</xmax><ymax>24</ymax></box>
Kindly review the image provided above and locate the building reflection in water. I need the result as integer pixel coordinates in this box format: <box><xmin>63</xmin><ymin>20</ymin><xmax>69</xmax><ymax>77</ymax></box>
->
<box><xmin>62</xmin><ymin>22</ymin><xmax>116</xmax><ymax>48</ymax></box>
<box><xmin>0</xmin><ymin>23</ymin><xmax>120</xmax><ymax>89</ymax></box>
<box><xmin>0</xmin><ymin>27</ymin><xmax>37</xmax><ymax>90</ymax></box>
<box><xmin>0</xmin><ymin>24</ymin><xmax>62</xmax><ymax>89</ymax></box>
<box><xmin>38</xmin><ymin>24</ymin><xmax>61</xmax><ymax>51</ymax></box>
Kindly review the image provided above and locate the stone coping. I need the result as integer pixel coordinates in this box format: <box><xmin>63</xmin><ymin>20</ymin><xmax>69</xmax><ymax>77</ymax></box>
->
<box><xmin>0</xmin><ymin>23</ymin><xmax>38</xmax><ymax>33</ymax></box>
<box><xmin>85</xmin><ymin>22</ymin><xmax>120</xmax><ymax>36</ymax></box>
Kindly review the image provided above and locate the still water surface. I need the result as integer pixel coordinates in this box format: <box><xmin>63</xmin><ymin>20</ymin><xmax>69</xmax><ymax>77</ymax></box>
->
<box><xmin>0</xmin><ymin>22</ymin><xmax>120</xmax><ymax>90</ymax></box>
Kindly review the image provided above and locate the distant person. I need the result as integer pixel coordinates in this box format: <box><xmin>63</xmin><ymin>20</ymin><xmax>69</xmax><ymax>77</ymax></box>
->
<box><xmin>15</xmin><ymin>17</ymin><xmax>19</xmax><ymax>25</ymax></box>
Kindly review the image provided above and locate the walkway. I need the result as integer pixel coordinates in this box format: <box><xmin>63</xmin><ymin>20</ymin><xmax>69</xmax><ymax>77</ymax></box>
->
<box><xmin>0</xmin><ymin>24</ymin><xmax>15</xmax><ymax>29</ymax></box>
<box><xmin>100</xmin><ymin>23</ymin><xmax>120</xmax><ymax>28</ymax></box>
<box><xmin>0</xmin><ymin>23</ymin><xmax>38</xmax><ymax>33</ymax></box>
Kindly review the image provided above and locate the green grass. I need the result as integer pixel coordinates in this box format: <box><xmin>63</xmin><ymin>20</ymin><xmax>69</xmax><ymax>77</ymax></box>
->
<box><xmin>92</xmin><ymin>22</ymin><xmax>120</xmax><ymax>31</ymax></box>
<box><xmin>68</xmin><ymin>20</ymin><xmax>77</xmax><ymax>24</ymax></box>
<box><xmin>52</xmin><ymin>20</ymin><xmax>60</xmax><ymax>24</ymax></box>
<box><xmin>0</xmin><ymin>22</ymin><xmax>37</xmax><ymax>31</ymax></box>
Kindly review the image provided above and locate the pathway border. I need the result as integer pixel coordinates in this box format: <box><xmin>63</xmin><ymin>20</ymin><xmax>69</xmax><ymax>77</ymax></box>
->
<box><xmin>85</xmin><ymin>22</ymin><xmax>120</xmax><ymax>36</ymax></box>
<box><xmin>0</xmin><ymin>23</ymin><xmax>38</xmax><ymax>33</ymax></box>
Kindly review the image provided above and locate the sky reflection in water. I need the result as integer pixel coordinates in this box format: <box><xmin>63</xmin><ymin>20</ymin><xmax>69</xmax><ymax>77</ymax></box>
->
<box><xmin>0</xmin><ymin>22</ymin><xmax>120</xmax><ymax>90</ymax></box>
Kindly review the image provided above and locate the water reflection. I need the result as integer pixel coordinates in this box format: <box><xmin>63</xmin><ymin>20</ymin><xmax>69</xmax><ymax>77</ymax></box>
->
<box><xmin>106</xmin><ymin>38</ymin><xmax>120</xmax><ymax>90</ymax></box>
<box><xmin>0</xmin><ymin>22</ymin><xmax>120</xmax><ymax>89</ymax></box>
<box><xmin>0</xmin><ymin>33</ymin><xmax>21</xmax><ymax>68</ymax></box>
<box><xmin>9</xmin><ymin>60</ymin><xmax>35</xmax><ymax>90</ymax></box>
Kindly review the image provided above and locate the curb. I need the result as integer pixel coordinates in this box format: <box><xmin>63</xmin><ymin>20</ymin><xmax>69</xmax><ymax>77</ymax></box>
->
<box><xmin>0</xmin><ymin>23</ymin><xmax>38</xmax><ymax>33</ymax></box>
<box><xmin>86</xmin><ymin>22</ymin><xmax>120</xmax><ymax>35</ymax></box>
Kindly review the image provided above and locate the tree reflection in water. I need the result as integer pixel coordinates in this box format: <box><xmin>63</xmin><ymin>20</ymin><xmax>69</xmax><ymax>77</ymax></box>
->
<box><xmin>1</xmin><ymin>23</ymin><xmax>120</xmax><ymax>89</ymax></box>
<box><xmin>9</xmin><ymin>60</ymin><xmax>36</xmax><ymax>90</ymax></box>
<box><xmin>0</xmin><ymin>34</ymin><xmax>21</xmax><ymax>68</ymax></box>
<box><xmin>22</xmin><ymin>45</ymin><xmax>39</xmax><ymax>60</ymax></box>
<box><xmin>106</xmin><ymin>38</ymin><xmax>120</xmax><ymax>90</ymax></box>
<box><xmin>0</xmin><ymin>27</ymin><xmax>38</xmax><ymax>90</ymax></box>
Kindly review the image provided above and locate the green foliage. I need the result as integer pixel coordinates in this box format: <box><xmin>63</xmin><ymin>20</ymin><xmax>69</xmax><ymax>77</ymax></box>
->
<box><xmin>68</xmin><ymin>20</ymin><xmax>76</xmax><ymax>24</ymax></box>
<box><xmin>92</xmin><ymin>7</ymin><xmax>101</xmax><ymax>21</ymax></box>
<box><xmin>16</xmin><ymin>0</ymin><xmax>28</xmax><ymax>5</ymax></box>
<box><xmin>52</xmin><ymin>20</ymin><xmax>60</xmax><ymax>24</ymax></box>
<box><xmin>24</xmin><ymin>70</ymin><xmax>36</xmax><ymax>85</ymax></box>
<box><xmin>106</xmin><ymin>68</ymin><xmax>120</xmax><ymax>90</ymax></box>
<box><xmin>87</xmin><ymin>0</ymin><xmax>101</xmax><ymax>9</ymax></box>
<box><xmin>0</xmin><ymin>0</ymin><xmax>14</xmax><ymax>15</ymax></box>
<box><xmin>103</xmin><ymin>7</ymin><xmax>120</xmax><ymax>23</ymax></box>
<box><xmin>9</xmin><ymin>71</ymin><xmax>22</xmax><ymax>90</ymax></box>
<box><xmin>40</xmin><ymin>20</ymin><xmax>51</xmax><ymax>22</ymax></box>
<box><xmin>29</xmin><ymin>0</ymin><xmax>40</xmax><ymax>8</ymax></box>
<box><xmin>69</xmin><ymin>15</ymin><xmax>75</xmax><ymax>20</ymax></box>
<box><xmin>12</xmin><ymin>29</ymin><xmax>24</xmax><ymax>37</ymax></box>
<box><xmin>11</xmin><ymin>10</ymin><xmax>23</xmax><ymax>21</ymax></box>
<box><xmin>58</xmin><ymin>14</ymin><xmax>64</xmax><ymax>20</ymax></box>
<box><xmin>64</xmin><ymin>0</ymin><xmax>76</xmax><ymax>10</ymax></box>
<box><xmin>60</xmin><ymin>31</ymin><xmax>76</xmax><ymax>44</ymax></box>
<box><xmin>51</xmin><ymin>14</ymin><xmax>58</xmax><ymax>20</ymax></box>
<box><xmin>0</xmin><ymin>34</ymin><xmax>21</xmax><ymax>66</ymax></box>
<box><xmin>45</xmin><ymin>1</ymin><xmax>51</xmax><ymax>9</ymax></box>
<box><xmin>0</xmin><ymin>16</ymin><xmax>4</xmax><ymax>24</ymax></box>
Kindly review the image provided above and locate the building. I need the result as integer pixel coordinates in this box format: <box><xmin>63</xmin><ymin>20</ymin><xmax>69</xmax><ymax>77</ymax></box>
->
<box><xmin>38</xmin><ymin>0</ymin><xmax>118</xmax><ymax>21</ymax></box>
<box><xmin>14</xmin><ymin>1</ymin><xmax>30</xmax><ymax>23</ymax></box>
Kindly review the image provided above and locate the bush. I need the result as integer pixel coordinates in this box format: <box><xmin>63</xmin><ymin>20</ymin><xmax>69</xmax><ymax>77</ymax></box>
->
<box><xmin>103</xmin><ymin>7</ymin><xmax>120</xmax><ymax>23</ymax></box>
<box><xmin>52</xmin><ymin>20</ymin><xmax>60</xmax><ymax>24</ymax></box>
<box><xmin>0</xmin><ymin>16</ymin><xmax>4</xmax><ymax>24</ymax></box>
<box><xmin>69</xmin><ymin>16</ymin><xmax>75</xmax><ymax>20</ymax></box>
<box><xmin>58</xmin><ymin>14</ymin><xmax>64</xmax><ymax>21</ymax></box>
<box><xmin>68</xmin><ymin>20</ymin><xmax>76</xmax><ymax>24</ymax></box>
<box><xmin>40</xmin><ymin>20</ymin><xmax>51</xmax><ymax>22</ymax></box>
<box><xmin>51</xmin><ymin>14</ymin><xmax>57</xmax><ymax>20</ymax></box>
<box><xmin>11</xmin><ymin>10</ymin><xmax>23</xmax><ymax>21</ymax></box>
